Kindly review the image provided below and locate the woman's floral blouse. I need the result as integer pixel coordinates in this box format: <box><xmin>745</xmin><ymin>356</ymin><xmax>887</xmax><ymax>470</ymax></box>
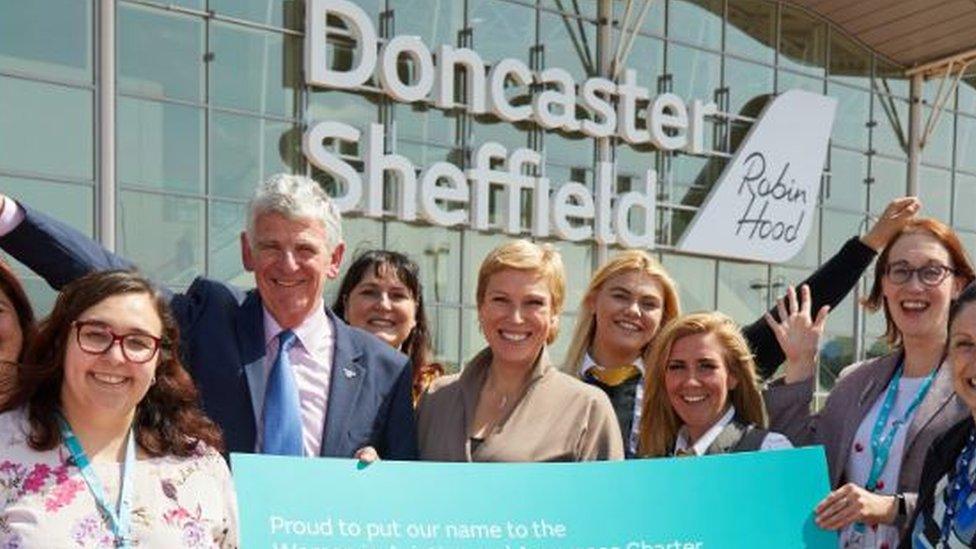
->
<box><xmin>0</xmin><ymin>409</ymin><xmax>238</xmax><ymax>548</ymax></box>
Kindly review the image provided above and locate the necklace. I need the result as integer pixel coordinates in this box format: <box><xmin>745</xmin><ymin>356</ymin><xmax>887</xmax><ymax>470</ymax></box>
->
<box><xmin>484</xmin><ymin>378</ymin><xmax>521</xmax><ymax>412</ymax></box>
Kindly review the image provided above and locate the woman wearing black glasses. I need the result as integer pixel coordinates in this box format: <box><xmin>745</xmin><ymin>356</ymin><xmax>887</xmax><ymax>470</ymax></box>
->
<box><xmin>767</xmin><ymin>218</ymin><xmax>975</xmax><ymax>548</ymax></box>
<box><xmin>0</xmin><ymin>270</ymin><xmax>236</xmax><ymax>548</ymax></box>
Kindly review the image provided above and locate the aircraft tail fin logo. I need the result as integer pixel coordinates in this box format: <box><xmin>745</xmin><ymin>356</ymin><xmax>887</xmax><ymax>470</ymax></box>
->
<box><xmin>677</xmin><ymin>89</ymin><xmax>837</xmax><ymax>263</ymax></box>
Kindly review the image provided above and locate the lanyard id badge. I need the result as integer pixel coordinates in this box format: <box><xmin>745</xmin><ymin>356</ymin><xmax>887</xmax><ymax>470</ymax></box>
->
<box><xmin>57</xmin><ymin>412</ymin><xmax>136</xmax><ymax>548</ymax></box>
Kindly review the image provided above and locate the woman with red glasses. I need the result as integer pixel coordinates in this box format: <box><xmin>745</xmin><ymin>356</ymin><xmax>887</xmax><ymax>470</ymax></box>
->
<box><xmin>0</xmin><ymin>270</ymin><xmax>236</xmax><ymax>548</ymax></box>
<box><xmin>768</xmin><ymin>218</ymin><xmax>976</xmax><ymax>548</ymax></box>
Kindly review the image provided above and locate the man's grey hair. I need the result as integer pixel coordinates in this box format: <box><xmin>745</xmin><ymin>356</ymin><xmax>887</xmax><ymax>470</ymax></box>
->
<box><xmin>246</xmin><ymin>173</ymin><xmax>343</xmax><ymax>250</ymax></box>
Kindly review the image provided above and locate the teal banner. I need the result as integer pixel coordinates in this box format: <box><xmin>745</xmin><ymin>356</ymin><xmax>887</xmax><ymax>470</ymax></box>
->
<box><xmin>232</xmin><ymin>447</ymin><xmax>834</xmax><ymax>549</ymax></box>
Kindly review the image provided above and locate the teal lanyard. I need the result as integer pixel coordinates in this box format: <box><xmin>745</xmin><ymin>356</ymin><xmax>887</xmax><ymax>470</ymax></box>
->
<box><xmin>852</xmin><ymin>360</ymin><xmax>938</xmax><ymax>536</ymax></box>
<box><xmin>57</xmin><ymin>412</ymin><xmax>136</xmax><ymax>548</ymax></box>
<box><xmin>866</xmin><ymin>361</ymin><xmax>938</xmax><ymax>490</ymax></box>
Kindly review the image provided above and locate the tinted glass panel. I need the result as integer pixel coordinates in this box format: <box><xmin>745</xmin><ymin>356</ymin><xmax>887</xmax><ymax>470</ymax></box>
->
<box><xmin>920</xmin><ymin>106</ymin><xmax>953</xmax><ymax>168</ymax></box>
<box><xmin>954</xmin><ymin>173</ymin><xmax>976</xmax><ymax>231</ymax></box>
<box><xmin>726</xmin><ymin>0</ymin><xmax>775</xmax><ymax>63</ymax></box>
<box><xmin>918</xmin><ymin>166</ymin><xmax>951</xmax><ymax>222</ymax></box>
<box><xmin>211</xmin><ymin>112</ymin><xmax>302</xmax><ymax>199</ymax></box>
<box><xmin>0</xmin><ymin>77</ymin><xmax>93</xmax><ymax>180</ymax></box>
<box><xmin>726</xmin><ymin>57</ymin><xmax>773</xmax><ymax>115</ymax></box>
<box><xmin>211</xmin><ymin>22</ymin><xmax>300</xmax><ymax>117</ymax></box>
<box><xmin>820</xmin><ymin>209</ymin><xmax>862</xmax><ymax>265</ymax></box>
<box><xmin>118</xmin><ymin>97</ymin><xmax>204</xmax><ymax>193</ymax></box>
<box><xmin>669</xmin><ymin>0</ymin><xmax>722</xmax><ymax>50</ymax></box>
<box><xmin>779</xmin><ymin>7</ymin><xmax>825</xmax><ymax>77</ymax></box>
<box><xmin>0</xmin><ymin>177</ymin><xmax>92</xmax><ymax>236</ymax></box>
<box><xmin>826</xmin><ymin>147</ymin><xmax>867</xmax><ymax>211</ymax></box>
<box><xmin>208</xmin><ymin>199</ymin><xmax>251</xmax><ymax>286</ymax></box>
<box><xmin>0</xmin><ymin>0</ymin><xmax>92</xmax><ymax>83</ymax></box>
<box><xmin>956</xmin><ymin>114</ymin><xmax>976</xmax><ymax>173</ymax></box>
<box><xmin>660</xmin><ymin>252</ymin><xmax>715</xmax><ymax>312</ymax></box>
<box><xmin>118</xmin><ymin>191</ymin><xmax>205</xmax><ymax>287</ymax></box>
<box><xmin>613</xmin><ymin>0</ymin><xmax>664</xmax><ymax>36</ymax></box>
<box><xmin>539</xmin><ymin>9</ymin><xmax>596</xmax><ymax>81</ymax></box>
<box><xmin>118</xmin><ymin>4</ymin><xmax>204</xmax><ymax>102</ymax></box>
<box><xmin>668</xmin><ymin>45</ymin><xmax>719</xmax><ymax>101</ymax></box>
<box><xmin>829</xmin><ymin>82</ymin><xmax>870</xmax><ymax>150</ymax></box>
<box><xmin>869</xmin><ymin>156</ymin><xmax>907</xmax><ymax>215</ymax></box>
<box><xmin>872</xmin><ymin>95</ymin><xmax>909</xmax><ymax>159</ymax></box>
<box><xmin>391</xmin><ymin>0</ymin><xmax>463</xmax><ymax>47</ymax></box>
<box><xmin>428</xmin><ymin>306</ymin><xmax>461</xmax><ymax>372</ymax></box>
<box><xmin>385</xmin><ymin>221</ymin><xmax>463</xmax><ymax>305</ymax></box>
<box><xmin>469</xmin><ymin>0</ymin><xmax>535</xmax><ymax>63</ymax></box>
<box><xmin>829</xmin><ymin>33</ymin><xmax>871</xmax><ymax>88</ymax></box>
<box><xmin>717</xmin><ymin>261</ymin><xmax>768</xmax><ymax>326</ymax></box>
<box><xmin>211</xmin><ymin>0</ymin><xmax>302</xmax><ymax>30</ymax></box>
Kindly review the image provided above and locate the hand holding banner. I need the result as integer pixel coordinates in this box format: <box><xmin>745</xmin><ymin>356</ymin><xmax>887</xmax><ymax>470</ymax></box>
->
<box><xmin>233</xmin><ymin>447</ymin><xmax>835</xmax><ymax>548</ymax></box>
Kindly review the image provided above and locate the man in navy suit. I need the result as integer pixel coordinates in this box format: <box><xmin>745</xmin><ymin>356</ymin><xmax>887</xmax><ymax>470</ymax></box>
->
<box><xmin>0</xmin><ymin>174</ymin><xmax>417</xmax><ymax>459</ymax></box>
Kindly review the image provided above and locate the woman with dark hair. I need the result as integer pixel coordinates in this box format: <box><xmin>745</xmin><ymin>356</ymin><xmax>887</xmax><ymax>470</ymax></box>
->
<box><xmin>0</xmin><ymin>258</ymin><xmax>37</xmax><ymax>405</ymax></box>
<box><xmin>0</xmin><ymin>258</ymin><xmax>34</xmax><ymax>363</ymax></box>
<box><xmin>902</xmin><ymin>282</ymin><xmax>976</xmax><ymax>547</ymax></box>
<box><xmin>0</xmin><ymin>270</ymin><xmax>236</xmax><ymax>547</ymax></box>
<box><xmin>333</xmin><ymin>250</ymin><xmax>443</xmax><ymax>405</ymax></box>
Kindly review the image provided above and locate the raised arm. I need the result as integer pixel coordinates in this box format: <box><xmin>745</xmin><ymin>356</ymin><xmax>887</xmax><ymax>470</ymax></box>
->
<box><xmin>744</xmin><ymin>197</ymin><xmax>920</xmax><ymax>377</ymax></box>
<box><xmin>0</xmin><ymin>196</ymin><xmax>133</xmax><ymax>290</ymax></box>
<box><xmin>761</xmin><ymin>284</ymin><xmax>827</xmax><ymax>445</ymax></box>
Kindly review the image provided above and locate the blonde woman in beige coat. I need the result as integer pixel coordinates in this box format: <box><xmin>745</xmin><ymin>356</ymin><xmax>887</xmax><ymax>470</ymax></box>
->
<box><xmin>417</xmin><ymin>240</ymin><xmax>623</xmax><ymax>462</ymax></box>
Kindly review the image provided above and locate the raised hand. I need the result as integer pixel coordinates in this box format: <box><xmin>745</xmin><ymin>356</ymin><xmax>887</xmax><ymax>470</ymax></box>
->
<box><xmin>860</xmin><ymin>196</ymin><xmax>921</xmax><ymax>251</ymax></box>
<box><xmin>763</xmin><ymin>284</ymin><xmax>828</xmax><ymax>383</ymax></box>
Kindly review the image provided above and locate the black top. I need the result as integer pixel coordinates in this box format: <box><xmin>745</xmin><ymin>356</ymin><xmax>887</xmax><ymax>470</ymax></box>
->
<box><xmin>900</xmin><ymin>417</ymin><xmax>976</xmax><ymax>548</ymax></box>
<box><xmin>705</xmin><ymin>417</ymin><xmax>769</xmax><ymax>455</ymax></box>
<box><xmin>582</xmin><ymin>373</ymin><xmax>641</xmax><ymax>458</ymax></box>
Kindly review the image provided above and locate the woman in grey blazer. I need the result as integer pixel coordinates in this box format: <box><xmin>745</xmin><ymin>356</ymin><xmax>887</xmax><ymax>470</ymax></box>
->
<box><xmin>766</xmin><ymin>218</ymin><xmax>975</xmax><ymax>548</ymax></box>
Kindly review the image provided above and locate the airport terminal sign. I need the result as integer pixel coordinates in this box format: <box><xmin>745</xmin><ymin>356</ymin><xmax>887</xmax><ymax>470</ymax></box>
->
<box><xmin>232</xmin><ymin>447</ymin><xmax>835</xmax><ymax>549</ymax></box>
<box><xmin>302</xmin><ymin>0</ymin><xmax>836</xmax><ymax>262</ymax></box>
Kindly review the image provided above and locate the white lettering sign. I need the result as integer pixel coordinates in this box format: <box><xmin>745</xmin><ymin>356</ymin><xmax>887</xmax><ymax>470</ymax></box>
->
<box><xmin>303</xmin><ymin>0</ymin><xmax>838</xmax><ymax>263</ymax></box>
<box><xmin>303</xmin><ymin>120</ymin><xmax>658</xmax><ymax>248</ymax></box>
<box><xmin>304</xmin><ymin>0</ymin><xmax>717</xmax><ymax>148</ymax></box>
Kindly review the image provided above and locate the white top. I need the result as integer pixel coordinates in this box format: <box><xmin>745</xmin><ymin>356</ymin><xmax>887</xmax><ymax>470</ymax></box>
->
<box><xmin>0</xmin><ymin>195</ymin><xmax>23</xmax><ymax>230</ymax></box>
<box><xmin>673</xmin><ymin>406</ymin><xmax>793</xmax><ymax>456</ymax></box>
<box><xmin>0</xmin><ymin>409</ymin><xmax>238</xmax><ymax>548</ymax></box>
<box><xmin>580</xmin><ymin>352</ymin><xmax>644</xmax><ymax>455</ymax></box>
<box><xmin>840</xmin><ymin>374</ymin><xmax>928</xmax><ymax>549</ymax></box>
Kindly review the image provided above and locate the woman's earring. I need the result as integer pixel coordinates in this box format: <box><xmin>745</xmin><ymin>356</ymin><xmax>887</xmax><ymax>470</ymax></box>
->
<box><xmin>150</xmin><ymin>375</ymin><xmax>157</xmax><ymax>386</ymax></box>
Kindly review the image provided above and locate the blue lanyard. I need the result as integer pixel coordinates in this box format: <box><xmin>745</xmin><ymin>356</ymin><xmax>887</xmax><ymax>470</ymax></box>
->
<box><xmin>854</xmin><ymin>360</ymin><xmax>938</xmax><ymax>535</ymax></box>
<box><xmin>866</xmin><ymin>362</ymin><xmax>938</xmax><ymax>490</ymax></box>
<box><xmin>57</xmin><ymin>413</ymin><xmax>136</xmax><ymax>548</ymax></box>
<box><xmin>938</xmin><ymin>429</ymin><xmax>976</xmax><ymax>545</ymax></box>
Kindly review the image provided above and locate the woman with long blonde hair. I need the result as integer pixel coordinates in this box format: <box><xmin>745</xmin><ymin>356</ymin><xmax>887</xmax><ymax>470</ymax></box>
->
<box><xmin>639</xmin><ymin>312</ymin><xmax>792</xmax><ymax>457</ymax></box>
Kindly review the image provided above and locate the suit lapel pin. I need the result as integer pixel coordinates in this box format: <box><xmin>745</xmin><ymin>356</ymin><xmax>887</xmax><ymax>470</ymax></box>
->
<box><xmin>343</xmin><ymin>367</ymin><xmax>357</xmax><ymax>379</ymax></box>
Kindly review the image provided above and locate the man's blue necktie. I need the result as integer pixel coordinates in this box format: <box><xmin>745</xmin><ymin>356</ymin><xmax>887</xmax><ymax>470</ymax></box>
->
<box><xmin>261</xmin><ymin>329</ymin><xmax>303</xmax><ymax>455</ymax></box>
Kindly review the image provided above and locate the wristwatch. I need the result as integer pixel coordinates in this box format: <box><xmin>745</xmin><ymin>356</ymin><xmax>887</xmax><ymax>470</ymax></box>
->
<box><xmin>894</xmin><ymin>493</ymin><xmax>907</xmax><ymax>517</ymax></box>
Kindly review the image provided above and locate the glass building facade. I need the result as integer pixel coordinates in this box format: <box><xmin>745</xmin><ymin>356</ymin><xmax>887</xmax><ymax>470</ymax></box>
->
<box><xmin>2</xmin><ymin>0</ymin><xmax>975</xmax><ymax>395</ymax></box>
